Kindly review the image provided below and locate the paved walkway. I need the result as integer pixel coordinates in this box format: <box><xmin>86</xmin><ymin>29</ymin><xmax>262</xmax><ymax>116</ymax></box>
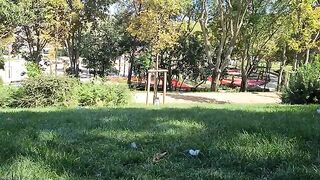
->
<box><xmin>133</xmin><ymin>92</ymin><xmax>281</xmax><ymax>104</ymax></box>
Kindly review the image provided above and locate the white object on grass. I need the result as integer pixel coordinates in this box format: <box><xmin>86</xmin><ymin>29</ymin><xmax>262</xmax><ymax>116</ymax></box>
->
<box><xmin>317</xmin><ymin>108</ymin><xmax>320</xmax><ymax>114</ymax></box>
<box><xmin>188</xmin><ymin>149</ymin><xmax>200</xmax><ymax>156</ymax></box>
<box><xmin>130</xmin><ymin>142</ymin><xmax>138</xmax><ymax>149</ymax></box>
<box><xmin>154</xmin><ymin>98</ymin><xmax>160</xmax><ymax>106</ymax></box>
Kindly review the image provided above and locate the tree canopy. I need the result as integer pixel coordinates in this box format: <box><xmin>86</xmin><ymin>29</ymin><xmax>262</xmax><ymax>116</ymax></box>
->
<box><xmin>1</xmin><ymin>0</ymin><xmax>320</xmax><ymax>92</ymax></box>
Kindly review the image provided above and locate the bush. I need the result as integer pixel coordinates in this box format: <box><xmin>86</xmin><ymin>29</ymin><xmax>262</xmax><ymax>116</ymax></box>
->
<box><xmin>282</xmin><ymin>61</ymin><xmax>320</xmax><ymax>104</ymax></box>
<box><xmin>3</xmin><ymin>76</ymin><xmax>130</xmax><ymax>108</ymax></box>
<box><xmin>0</xmin><ymin>86</ymin><xmax>18</xmax><ymax>107</ymax></box>
<box><xmin>12</xmin><ymin>76</ymin><xmax>79</xmax><ymax>107</ymax></box>
<box><xmin>0</xmin><ymin>77</ymin><xmax>3</xmax><ymax>86</ymax></box>
<box><xmin>77</xmin><ymin>83</ymin><xmax>130</xmax><ymax>107</ymax></box>
<box><xmin>0</xmin><ymin>54</ymin><xmax>4</xmax><ymax>70</ymax></box>
<box><xmin>26</xmin><ymin>62</ymin><xmax>42</xmax><ymax>78</ymax></box>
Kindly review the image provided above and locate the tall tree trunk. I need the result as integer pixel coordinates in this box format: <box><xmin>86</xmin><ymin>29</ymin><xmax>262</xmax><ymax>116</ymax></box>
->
<box><xmin>127</xmin><ymin>58</ymin><xmax>133</xmax><ymax>85</ymax></box>
<box><xmin>123</xmin><ymin>58</ymin><xmax>126</xmax><ymax>77</ymax></box>
<box><xmin>167</xmin><ymin>59</ymin><xmax>172</xmax><ymax>91</ymax></box>
<box><xmin>305</xmin><ymin>48</ymin><xmax>310</xmax><ymax>65</ymax></box>
<box><xmin>211</xmin><ymin>70</ymin><xmax>221</xmax><ymax>92</ymax></box>
<box><xmin>240</xmin><ymin>39</ymin><xmax>250</xmax><ymax>92</ymax></box>
<box><xmin>118</xmin><ymin>57</ymin><xmax>121</xmax><ymax>76</ymax></box>
<box><xmin>127</xmin><ymin>47</ymin><xmax>136</xmax><ymax>85</ymax></box>
<box><xmin>101</xmin><ymin>63</ymin><xmax>105</xmax><ymax>77</ymax></box>
<box><xmin>75</xmin><ymin>28</ymin><xmax>81</xmax><ymax>77</ymax></box>
<box><xmin>264</xmin><ymin>60</ymin><xmax>271</xmax><ymax>92</ymax></box>
<box><xmin>277</xmin><ymin>44</ymin><xmax>287</xmax><ymax>91</ymax></box>
<box><xmin>66</xmin><ymin>29</ymin><xmax>81</xmax><ymax>76</ymax></box>
<box><xmin>240</xmin><ymin>56</ymin><xmax>248</xmax><ymax>92</ymax></box>
<box><xmin>293</xmin><ymin>53</ymin><xmax>298</xmax><ymax>71</ymax></box>
<box><xmin>240</xmin><ymin>74</ymin><xmax>248</xmax><ymax>92</ymax></box>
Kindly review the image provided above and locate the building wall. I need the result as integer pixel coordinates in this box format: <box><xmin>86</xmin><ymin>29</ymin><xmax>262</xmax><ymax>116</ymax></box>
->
<box><xmin>114</xmin><ymin>55</ymin><xmax>130</xmax><ymax>77</ymax></box>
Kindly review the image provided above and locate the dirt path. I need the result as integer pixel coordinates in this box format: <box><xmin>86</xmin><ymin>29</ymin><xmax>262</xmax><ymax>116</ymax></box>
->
<box><xmin>133</xmin><ymin>92</ymin><xmax>281</xmax><ymax>104</ymax></box>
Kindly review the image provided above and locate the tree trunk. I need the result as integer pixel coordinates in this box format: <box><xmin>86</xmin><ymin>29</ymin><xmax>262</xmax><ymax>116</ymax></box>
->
<box><xmin>123</xmin><ymin>58</ymin><xmax>126</xmax><ymax>77</ymax></box>
<box><xmin>277</xmin><ymin>44</ymin><xmax>287</xmax><ymax>91</ymax></box>
<box><xmin>240</xmin><ymin>57</ymin><xmax>249</xmax><ymax>92</ymax></box>
<box><xmin>118</xmin><ymin>58</ymin><xmax>121</xmax><ymax>76</ymax></box>
<box><xmin>127</xmin><ymin>51</ymin><xmax>135</xmax><ymax>85</ymax></box>
<box><xmin>264</xmin><ymin>61</ymin><xmax>271</xmax><ymax>92</ymax></box>
<box><xmin>167</xmin><ymin>59</ymin><xmax>172</xmax><ymax>91</ymax></box>
<box><xmin>66</xmin><ymin>29</ymin><xmax>81</xmax><ymax>76</ymax></box>
<box><xmin>75</xmin><ymin>29</ymin><xmax>81</xmax><ymax>77</ymax></box>
<box><xmin>305</xmin><ymin>48</ymin><xmax>310</xmax><ymax>65</ymax></box>
<box><xmin>240</xmin><ymin>74</ymin><xmax>248</xmax><ymax>92</ymax></box>
<box><xmin>211</xmin><ymin>70</ymin><xmax>221</xmax><ymax>92</ymax></box>
<box><xmin>101</xmin><ymin>63</ymin><xmax>105</xmax><ymax>77</ymax></box>
<box><xmin>127</xmin><ymin>59</ymin><xmax>133</xmax><ymax>85</ymax></box>
<box><xmin>240</xmin><ymin>42</ymin><xmax>250</xmax><ymax>92</ymax></box>
<box><xmin>293</xmin><ymin>53</ymin><xmax>298</xmax><ymax>71</ymax></box>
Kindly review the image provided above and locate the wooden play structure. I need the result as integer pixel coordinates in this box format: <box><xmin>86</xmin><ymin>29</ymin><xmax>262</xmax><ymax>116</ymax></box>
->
<box><xmin>146</xmin><ymin>69</ymin><xmax>168</xmax><ymax>105</ymax></box>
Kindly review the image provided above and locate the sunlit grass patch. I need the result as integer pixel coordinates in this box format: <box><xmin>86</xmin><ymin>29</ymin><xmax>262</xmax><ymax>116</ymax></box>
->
<box><xmin>0</xmin><ymin>104</ymin><xmax>320</xmax><ymax>179</ymax></box>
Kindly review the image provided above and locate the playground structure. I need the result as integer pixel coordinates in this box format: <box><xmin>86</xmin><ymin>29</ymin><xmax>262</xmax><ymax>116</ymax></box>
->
<box><xmin>134</xmin><ymin>62</ymin><xmax>275</xmax><ymax>93</ymax></box>
<box><xmin>146</xmin><ymin>69</ymin><xmax>168</xmax><ymax>105</ymax></box>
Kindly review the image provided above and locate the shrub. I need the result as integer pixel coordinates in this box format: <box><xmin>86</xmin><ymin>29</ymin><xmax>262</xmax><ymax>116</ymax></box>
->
<box><xmin>12</xmin><ymin>76</ymin><xmax>79</xmax><ymax>107</ymax></box>
<box><xmin>0</xmin><ymin>54</ymin><xmax>4</xmax><ymax>70</ymax></box>
<box><xmin>0</xmin><ymin>86</ymin><xmax>18</xmax><ymax>107</ymax></box>
<box><xmin>0</xmin><ymin>75</ymin><xmax>130</xmax><ymax>108</ymax></box>
<box><xmin>0</xmin><ymin>77</ymin><xmax>3</xmax><ymax>86</ymax></box>
<box><xmin>282</xmin><ymin>61</ymin><xmax>320</xmax><ymax>104</ymax></box>
<box><xmin>77</xmin><ymin>83</ymin><xmax>130</xmax><ymax>107</ymax></box>
<box><xmin>26</xmin><ymin>62</ymin><xmax>42</xmax><ymax>78</ymax></box>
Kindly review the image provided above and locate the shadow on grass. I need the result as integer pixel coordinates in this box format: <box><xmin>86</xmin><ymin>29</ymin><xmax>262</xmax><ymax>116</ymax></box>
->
<box><xmin>0</xmin><ymin>105</ymin><xmax>320</xmax><ymax>179</ymax></box>
<box><xmin>166</xmin><ymin>94</ymin><xmax>228</xmax><ymax>104</ymax></box>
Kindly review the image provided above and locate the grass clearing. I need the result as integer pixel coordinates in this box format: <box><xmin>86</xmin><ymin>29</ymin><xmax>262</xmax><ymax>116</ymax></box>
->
<box><xmin>0</xmin><ymin>104</ymin><xmax>320</xmax><ymax>179</ymax></box>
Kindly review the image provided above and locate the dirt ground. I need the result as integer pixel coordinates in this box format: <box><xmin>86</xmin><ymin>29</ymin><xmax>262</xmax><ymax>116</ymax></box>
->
<box><xmin>133</xmin><ymin>92</ymin><xmax>282</xmax><ymax>104</ymax></box>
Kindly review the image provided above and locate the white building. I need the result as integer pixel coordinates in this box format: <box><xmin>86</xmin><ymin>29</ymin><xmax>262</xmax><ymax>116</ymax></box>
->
<box><xmin>0</xmin><ymin>55</ymin><xmax>26</xmax><ymax>84</ymax></box>
<box><xmin>114</xmin><ymin>55</ymin><xmax>130</xmax><ymax>77</ymax></box>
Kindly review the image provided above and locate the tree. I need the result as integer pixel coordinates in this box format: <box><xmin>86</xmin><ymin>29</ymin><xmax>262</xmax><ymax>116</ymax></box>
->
<box><xmin>238</xmin><ymin>0</ymin><xmax>289</xmax><ymax>92</ymax></box>
<box><xmin>0</xmin><ymin>0</ymin><xmax>20</xmax><ymax>62</ymax></box>
<box><xmin>127</xmin><ymin>0</ymin><xmax>190</xmax><ymax>54</ymax></box>
<box><xmin>80</xmin><ymin>18</ymin><xmax>122</xmax><ymax>77</ymax></box>
<box><xmin>0</xmin><ymin>0</ymin><xmax>20</xmax><ymax>40</ymax></box>
<box><xmin>167</xmin><ymin>32</ymin><xmax>207</xmax><ymax>90</ymax></box>
<box><xmin>114</xmin><ymin>1</ymin><xmax>143</xmax><ymax>85</ymax></box>
<box><xmin>200</xmin><ymin>0</ymin><xmax>250</xmax><ymax>91</ymax></box>
<box><xmin>15</xmin><ymin>0</ymin><xmax>69</xmax><ymax>63</ymax></box>
<box><xmin>64</xmin><ymin>0</ymin><xmax>116</xmax><ymax>76</ymax></box>
<box><xmin>287</xmin><ymin>0</ymin><xmax>320</xmax><ymax>68</ymax></box>
<box><xmin>127</xmin><ymin>0</ymin><xmax>190</xmax><ymax>99</ymax></box>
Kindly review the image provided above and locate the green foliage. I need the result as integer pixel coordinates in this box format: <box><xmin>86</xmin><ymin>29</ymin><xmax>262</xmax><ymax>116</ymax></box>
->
<box><xmin>26</xmin><ymin>62</ymin><xmax>42</xmax><ymax>78</ymax></box>
<box><xmin>1</xmin><ymin>76</ymin><xmax>130</xmax><ymax>108</ymax></box>
<box><xmin>282</xmin><ymin>60</ymin><xmax>320</xmax><ymax>104</ymax></box>
<box><xmin>287</xmin><ymin>0</ymin><xmax>320</xmax><ymax>52</ymax></box>
<box><xmin>0</xmin><ymin>86</ymin><xmax>17</xmax><ymax>107</ymax></box>
<box><xmin>77</xmin><ymin>83</ymin><xmax>130</xmax><ymax>107</ymax></box>
<box><xmin>80</xmin><ymin>19</ymin><xmax>122</xmax><ymax>77</ymax></box>
<box><xmin>170</xmin><ymin>33</ymin><xmax>208</xmax><ymax>81</ymax></box>
<box><xmin>0</xmin><ymin>52</ymin><xmax>4</xmax><ymax>69</ymax></box>
<box><xmin>127</xmin><ymin>0</ymin><xmax>191</xmax><ymax>52</ymax></box>
<box><xmin>17</xmin><ymin>0</ymin><xmax>71</xmax><ymax>62</ymax></box>
<box><xmin>12</xmin><ymin>76</ymin><xmax>79</xmax><ymax>107</ymax></box>
<box><xmin>134</xmin><ymin>53</ymin><xmax>152</xmax><ymax>75</ymax></box>
<box><xmin>0</xmin><ymin>0</ymin><xmax>20</xmax><ymax>39</ymax></box>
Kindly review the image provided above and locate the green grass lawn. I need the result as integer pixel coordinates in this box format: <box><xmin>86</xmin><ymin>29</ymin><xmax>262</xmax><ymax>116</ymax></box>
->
<box><xmin>1</xmin><ymin>104</ymin><xmax>320</xmax><ymax>179</ymax></box>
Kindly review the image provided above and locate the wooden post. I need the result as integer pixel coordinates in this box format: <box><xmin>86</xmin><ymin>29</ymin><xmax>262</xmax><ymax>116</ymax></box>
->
<box><xmin>146</xmin><ymin>69</ymin><xmax>168</xmax><ymax>105</ymax></box>
<box><xmin>163</xmin><ymin>72</ymin><xmax>167</xmax><ymax>104</ymax></box>
<box><xmin>146</xmin><ymin>72</ymin><xmax>151</xmax><ymax>105</ymax></box>
<box><xmin>154</xmin><ymin>54</ymin><xmax>159</xmax><ymax>104</ymax></box>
